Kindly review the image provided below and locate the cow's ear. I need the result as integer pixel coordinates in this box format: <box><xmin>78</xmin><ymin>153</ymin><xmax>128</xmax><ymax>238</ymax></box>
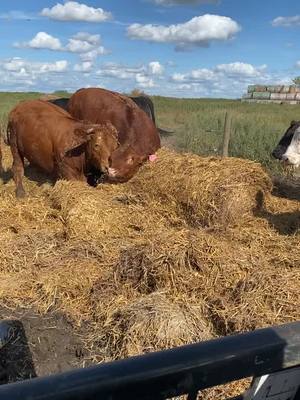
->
<box><xmin>104</xmin><ymin>122</ymin><xmax>119</xmax><ymax>140</ymax></box>
<box><xmin>64</xmin><ymin>126</ymin><xmax>96</xmax><ymax>156</ymax></box>
<box><xmin>291</xmin><ymin>120</ymin><xmax>300</xmax><ymax>126</ymax></box>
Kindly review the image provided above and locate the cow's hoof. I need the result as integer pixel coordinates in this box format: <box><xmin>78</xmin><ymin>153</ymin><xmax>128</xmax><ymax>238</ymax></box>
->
<box><xmin>16</xmin><ymin>188</ymin><xmax>26</xmax><ymax>199</ymax></box>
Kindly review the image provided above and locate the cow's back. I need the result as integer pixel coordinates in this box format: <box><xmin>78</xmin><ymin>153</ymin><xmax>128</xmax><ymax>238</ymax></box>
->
<box><xmin>8</xmin><ymin>100</ymin><xmax>77</xmax><ymax>173</ymax></box>
<box><xmin>48</xmin><ymin>97</ymin><xmax>70</xmax><ymax>112</ymax></box>
<box><xmin>68</xmin><ymin>88</ymin><xmax>160</xmax><ymax>155</ymax></box>
<box><xmin>130</xmin><ymin>96</ymin><xmax>156</xmax><ymax>125</ymax></box>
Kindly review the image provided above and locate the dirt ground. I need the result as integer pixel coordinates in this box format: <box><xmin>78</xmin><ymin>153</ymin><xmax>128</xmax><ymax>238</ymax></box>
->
<box><xmin>0</xmin><ymin>306</ymin><xmax>94</xmax><ymax>383</ymax></box>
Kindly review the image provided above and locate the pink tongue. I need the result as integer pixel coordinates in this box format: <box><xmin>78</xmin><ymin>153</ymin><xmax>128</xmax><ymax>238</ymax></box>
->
<box><xmin>149</xmin><ymin>154</ymin><xmax>157</xmax><ymax>162</ymax></box>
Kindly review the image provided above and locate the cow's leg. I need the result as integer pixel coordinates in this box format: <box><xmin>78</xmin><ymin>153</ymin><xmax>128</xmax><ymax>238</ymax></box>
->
<box><xmin>10</xmin><ymin>141</ymin><xmax>25</xmax><ymax>198</ymax></box>
<box><xmin>57</xmin><ymin>159</ymin><xmax>87</xmax><ymax>183</ymax></box>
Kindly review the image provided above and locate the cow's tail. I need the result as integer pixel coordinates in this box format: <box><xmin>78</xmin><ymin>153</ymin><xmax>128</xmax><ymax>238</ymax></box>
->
<box><xmin>158</xmin><ymin>127</ymin><xmax>175</xmax><ymax>137</ymax></box>
<box><xmin>5</xmin><ymin>120</ymin><xmax>14</xmax><ymax>146</ymax></box>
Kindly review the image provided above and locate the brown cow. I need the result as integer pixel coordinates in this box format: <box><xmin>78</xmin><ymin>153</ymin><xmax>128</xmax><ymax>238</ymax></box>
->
<box><xmin>8</xmin><ymin>100</ymin><xmax>118</xmax><ymax>198</ymax></box>
<box><xmin>68</xmin><ymin>88</ymin><xmax>161</xmax><ymax>183</ymax></box>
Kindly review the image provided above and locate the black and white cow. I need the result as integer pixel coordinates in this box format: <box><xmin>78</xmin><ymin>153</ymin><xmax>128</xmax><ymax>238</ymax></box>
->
<box><xmin>272</xmin><ymin>120</ymin><xmax>300</xmax><ymax>166</ymax></box>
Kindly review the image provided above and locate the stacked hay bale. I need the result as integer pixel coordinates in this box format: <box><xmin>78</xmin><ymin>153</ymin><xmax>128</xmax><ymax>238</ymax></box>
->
<box><xmin>242</xmin><ymin>85</ymin><xmax>300</xmax><ymax>104</ymax></box>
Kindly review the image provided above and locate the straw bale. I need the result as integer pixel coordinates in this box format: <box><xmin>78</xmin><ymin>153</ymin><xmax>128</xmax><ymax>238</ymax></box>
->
<box><xmin>286</xmin><ymin>93</ymin><xmax>296</xmax><ymax>100</ymax></box>
<box><xmin>267</xmin><ymin>86</ymin><xmax>283</xmax><ymax>93</ymax></box>
<box><xmin>126</xmin><ymin>148</ymin><xmax>272</xmax><ymax>229</ymax></box>
<box><xmin>253</xmin><ymin>85</ymin><xmax>266</xmax><ymax>92</ymax></box>
<box><xmin>252</xmin><ymin>92</ymin><xmax>270</xmax><ymax>99</ymax></box>
<box><xmin>96</xmin><ymin>292</ymin><xmax>212</xmax><ymax>360</ymax></box>
<box><xmin>281</xmin><ymin>86</ymin><xmax>290</xmax><ymax>93</ymax></box>
<box><xmin>269</xmin><ymin>100</ymin><xmax>284</xmax><ymax>104</ymax></box>
<box><xmin>242</xmin><ymin>93</ymin><xmax>252</xmax><ymax>99</ymax></box>
<box><xmin>270</xmin><ymin>93</ymin><xmax>287</xmax><ymax>100</ymax></box>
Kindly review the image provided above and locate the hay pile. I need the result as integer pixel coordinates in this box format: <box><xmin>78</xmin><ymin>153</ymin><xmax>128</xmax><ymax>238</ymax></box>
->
<box><xmin>126</xmin><ymin>149</ymin><xmax>272</xmax><ymax>228</ymax></box>
<box><xmin>0</xmin><ymin>143</ymin><xmax>299</xmax><ymax>399</ymax></box>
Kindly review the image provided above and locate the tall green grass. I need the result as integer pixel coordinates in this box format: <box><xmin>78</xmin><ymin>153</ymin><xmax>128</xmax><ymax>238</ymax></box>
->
<box><xmin>153</xmin><ymin>97</ymin><xmax>299</xmax><ymax>174</ymax></box>
<box><xmin>0</xmin><ymin>92</ymin><xmax>41</xmax><ymax>130</ymax></box>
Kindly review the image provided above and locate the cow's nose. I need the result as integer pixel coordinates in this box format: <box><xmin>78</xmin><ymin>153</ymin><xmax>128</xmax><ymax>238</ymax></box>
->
<box><xmin>108</xmin><ymin>167</ymin><xmax>117</xmax><ymax>177</ymax></box>
<box><xmin>281</xmin><ymin>154</ymin><xmax>288</xmax><ymax>162</ymax></box>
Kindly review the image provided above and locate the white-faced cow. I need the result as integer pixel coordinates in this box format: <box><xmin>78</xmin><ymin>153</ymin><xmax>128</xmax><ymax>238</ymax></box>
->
<box><xmin>272</xmin><ymin>120</ymin><xmax>300</xmax><ymax>166</ymax></box>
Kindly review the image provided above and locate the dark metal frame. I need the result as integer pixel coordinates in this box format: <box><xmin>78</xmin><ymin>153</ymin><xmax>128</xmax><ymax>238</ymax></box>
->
<box><xmin>0</xmin><ymin>321</ymin><xmax>300</xmax><ymax>400</ymax></box>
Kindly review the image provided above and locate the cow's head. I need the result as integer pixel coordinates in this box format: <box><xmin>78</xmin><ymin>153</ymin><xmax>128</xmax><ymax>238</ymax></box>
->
<box><xmin>106</xmin><ymin>144</ymin><xmax>147</xmax><ymax>183</ymax></box>
<box><xmin>272</xmin><ymin>120</ymin><xmax>300</xmax><ymax>160</ymax></box>
<box><xmin>281</xmin><ymin>125</ymin><xmax>300</xmax><ymax>167</ymax></box>
<box><xmin>66</xmin><ymin>122</ymin><xmax>119</xmax><ymax>174</ymax></box>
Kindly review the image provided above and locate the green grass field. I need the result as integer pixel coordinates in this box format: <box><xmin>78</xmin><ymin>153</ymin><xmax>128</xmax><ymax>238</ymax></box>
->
<box><xmin>153</xmin><ymin>96</ymin><xmax>299</xmax><ymax>175</ymax></box>
<box><xmin>0</xmin><ymin>92</ymin><xmax>298</xmax><ymax>175</ymax></box>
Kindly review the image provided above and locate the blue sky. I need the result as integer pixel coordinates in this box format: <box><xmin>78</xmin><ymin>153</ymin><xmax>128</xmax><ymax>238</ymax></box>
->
<box><xmin>0</xmin><ymin>0</ymin><xmax>300</xmax><ymax>97</ymax></box>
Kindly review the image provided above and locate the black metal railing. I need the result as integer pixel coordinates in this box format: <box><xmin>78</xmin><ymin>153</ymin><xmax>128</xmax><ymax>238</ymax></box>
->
<box><xmin>0</xmin><ymin>321</ymin><xmax>300</xmax><ymax>400</ymax></box>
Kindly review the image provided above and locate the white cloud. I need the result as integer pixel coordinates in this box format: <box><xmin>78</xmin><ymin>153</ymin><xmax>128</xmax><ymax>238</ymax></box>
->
<box><xmin>215</xmin><ymin>62</ymin><xmax>267</xmax><ymax>77</ymax></box>
<box><xmin>149</xmin><ymin>61</ymin><xmax>164</xmax><ymax>75</ymax></box>
<box><xmin>152</xmin><ymin>0</ymin><xmax>218</xmax><ymax>5</ymax></box>
<box><xmin>39</xmin><ymin>60</ymin><xmax>69</xmax><ymax>73</ymax></box>
<box><xmin>0</xmin><ymin>55</ymin><xmax>292</xmax><ymax>99</ymax></box>
<box><xmin>1</xmin><ymin>57</ymin><xmax>68</xmax><ymax>75</ymax></box>
<box><xmin>41</xmin><ymin>1</ymin><xmax>112</xmax><ymax>22</ymax></box>
<box><xmin>135</xmin><ymin>73</ymin><xmax>155</xmax><ymax>88</ymax></box>
<box><xmin>190</xmin><ymin>68</ymin><xmax>216</xmax><ymax>80</ymax></box>
<box><xmin>172</xmin><ymin>62</ymin><xmax>267</xmax><ymax>84</ymax></box>
<box><xmin>80</xmin><ymin>48</ymin><xmax>107</xmax><ymax>61</ymax></box>
<box><xmin>17</xmin><ymin>32</ymin><xmax>62</xmax><ymax>50</ymax></box>
<box><xmin>16</xmin><ymin>31</ymin><xmax>108</xmax><ymax>58</ymax></box>
<box><xmin>74</xmin><ymin>61</ymin><xmax>93</xmax><ymax>72</ymax></box>
<box><xmin>2</xmin><ymin>58</ymin><xmax>27</xmax><ymax>73</ymax></box>
<box><xmin>0</xmin><ymin>57</ymin><xmax>75</xmax><ymax>92</ymax></box>
<box><xmin>296</xmin><ymin>61</ymin><xmax>300</xmax><ymax>68</ymax></box>
<box><xmin>96</xmin><ymin>62</ymin><xmax>159</xmax><ymax>89</ymax></box>
<box><xmin>66</xmin><ymin>38</ymin><xmax>96</xmax><ymax>53</ymax></box>
<box><xmin>167</xmin><ymin>61</ymin><xmax>276</xmax><ymax>98</ymax></box>
<box><xmin>72</xmin><ymin>32</ymin><xmax>101</xmax><ymax>45</ymax></box>
<box><xmin>65</xmin><ymin>32</ymin><xmax>108</xmax><ymax>56</ymax></box>
<box><xmin>97</xmin><ymin>63</ymin><xmax>146</xmax><ymax>79</ymax></box>
<box><xmin>272</xmin><ymin>15</ymin><xmax>300</xmax><ymax>27</ymax></box>
<box><xmin>127</xmin><ymin>14</ymin><xmax>241</xmax><ymax>50</ymax></box>
<box><xmin>172</xmin><ymin>73</ymin><xmax>185</xmax><ymax>82</ymax></box>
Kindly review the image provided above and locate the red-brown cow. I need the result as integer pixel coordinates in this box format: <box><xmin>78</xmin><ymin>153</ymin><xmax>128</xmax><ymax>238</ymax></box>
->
<box><xmin>68</xmin><ymin>88</ymin><xmax>161</xmax><ymax>183</ymax></box>
<box><xmin>8</xmin><ymin>100</ymin><xmax>118</xmax><ymax>198</ymax></box>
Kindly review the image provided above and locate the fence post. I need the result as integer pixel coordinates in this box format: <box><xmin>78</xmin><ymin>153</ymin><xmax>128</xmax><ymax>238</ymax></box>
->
<box><xmin>222</xmin><ymin>112</ymin><xmax>232</xmax><ymax>157</ymax></box>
